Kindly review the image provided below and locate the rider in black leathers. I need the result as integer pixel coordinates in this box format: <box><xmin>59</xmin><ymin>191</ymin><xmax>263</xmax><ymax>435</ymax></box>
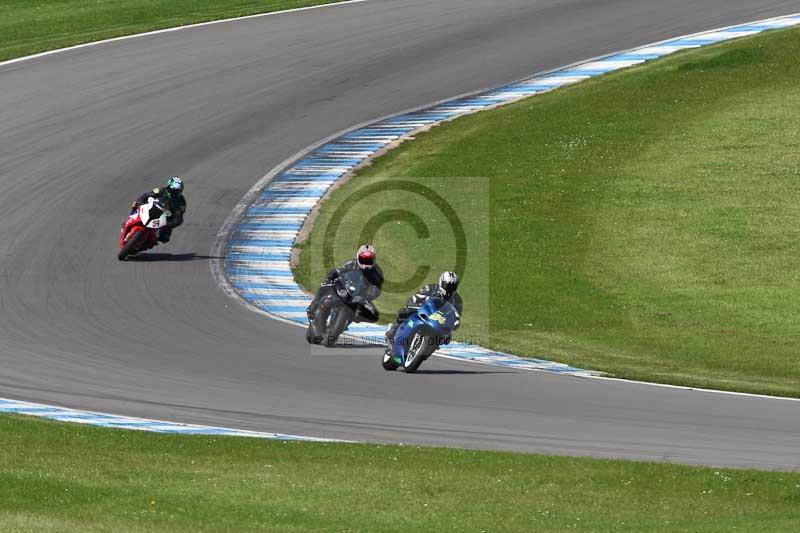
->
<box><xmin>384</xmin><ymin>271</ymin><xmax>462</xmax><ymax>348</ymax></box>
<box><xmin>306</xmin><ymin>245</ymin><xmax>383</xmax><ymax>322</ymax></box>
<box><xmin>131</xmin><ymin>177</ymin><xmax>186</xmax><ymax>243</ymax></box>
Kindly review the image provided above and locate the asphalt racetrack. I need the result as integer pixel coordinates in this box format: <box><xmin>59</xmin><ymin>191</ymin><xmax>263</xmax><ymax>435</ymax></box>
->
<box><xmin>1</xmin><ymin>0</ymin><xmax>799</xmax><ymax>470</ymax></box>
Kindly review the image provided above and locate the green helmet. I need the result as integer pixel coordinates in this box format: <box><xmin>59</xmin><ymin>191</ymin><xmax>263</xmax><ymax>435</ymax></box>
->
<box><xmin>165</xmin><ymin>176</ymin><xmax>184</xmax><ymax>197</ymax></box>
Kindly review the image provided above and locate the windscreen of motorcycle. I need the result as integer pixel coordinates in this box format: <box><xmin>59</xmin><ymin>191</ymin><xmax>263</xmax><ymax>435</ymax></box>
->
<box><xmin>421</xmin><ymin>297</ymin><xmax>458</xmax><ymax>330</ymax></box>
<box><xmin>336</xmin><ymin>270</ymin><xmax>368</xmax><ymax>302</ymax></box>
<box><xmin>139</xmin><ymin>200</ymin><xmax>170</xmax><ymax>229</ymax></box>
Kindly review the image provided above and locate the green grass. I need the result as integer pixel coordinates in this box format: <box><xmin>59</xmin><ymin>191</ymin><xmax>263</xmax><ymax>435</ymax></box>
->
<box><xmin>2</xmin><ymin>414</ymin><xmax>800</xmax><ymax>531</ymax></box>
<box><xmin>0</xmin><ymin>0</ymin><xmax>346</xmax><ymax>62</ymax></box>
<box><xmin>296</xmin><ymin>27</ymin><xmax>800</xmax><ymax>397</ymax></box>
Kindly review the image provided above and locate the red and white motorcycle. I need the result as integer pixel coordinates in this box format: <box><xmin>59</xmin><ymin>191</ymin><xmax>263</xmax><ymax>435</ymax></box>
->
<box><xmin>118</xmin><ymin>197</ymin><xmax>170</xmax><ymax>261</ymax></box>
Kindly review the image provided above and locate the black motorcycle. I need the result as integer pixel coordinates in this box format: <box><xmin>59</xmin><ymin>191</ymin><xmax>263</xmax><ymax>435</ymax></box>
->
<box><xmin>306</xmin><ymin>270</ymin><xmax>379</xmax><ymax>346</ymax></box>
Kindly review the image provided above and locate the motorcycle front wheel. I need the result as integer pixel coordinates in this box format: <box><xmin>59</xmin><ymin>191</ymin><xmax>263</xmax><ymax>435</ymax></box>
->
<box><xmin>312</xmin><ymin>302</ymin><xmax>350</xmax><ymax>347</ymax></box>
<box><xmin>403</xmin><ymin>332</ymin><xmax>433</xmax><ymax>373</ymax></box>
<box><xmin>324</xmin><ymin>306</ymin><xmax>349</xmax><ymax>346</ymax></box>
<box><xmin>118</xmin><ymin>231</ymin><xmax>143</xmax><ymax>261</ymax></box>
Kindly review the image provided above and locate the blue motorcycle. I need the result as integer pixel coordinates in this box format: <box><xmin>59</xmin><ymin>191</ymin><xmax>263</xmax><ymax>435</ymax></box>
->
<box><xmin>382</xmin><ymin>295</ymin><xmax>459</xmax><ymax>373</ymax></box>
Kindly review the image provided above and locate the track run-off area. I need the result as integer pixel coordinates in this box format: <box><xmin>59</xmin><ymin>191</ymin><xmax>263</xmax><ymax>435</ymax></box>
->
<box><xmin>1</xmin><ymin>0</ymin><xmax>799</xmax><ymax>470</ymax></box>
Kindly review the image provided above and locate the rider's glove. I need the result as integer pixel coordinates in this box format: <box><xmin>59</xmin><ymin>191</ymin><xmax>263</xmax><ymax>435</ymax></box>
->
<box><xmin>397</xmin><ymin>308</ymin><xmax>414</xmax><ymax>321</ymax></box>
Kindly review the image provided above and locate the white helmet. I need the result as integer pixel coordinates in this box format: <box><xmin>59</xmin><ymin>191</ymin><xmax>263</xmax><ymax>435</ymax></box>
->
<box><xmin>439</xmin><ymin>271</ymin><xmax>459</xmax><ymax>297</ymax></box>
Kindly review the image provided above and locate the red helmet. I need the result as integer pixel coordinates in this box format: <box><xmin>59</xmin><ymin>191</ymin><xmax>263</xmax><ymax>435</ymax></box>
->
<box><xmin>356</xmin><ymin>244</ymin><xmax>376</xmax><ymax>270</ymax></box>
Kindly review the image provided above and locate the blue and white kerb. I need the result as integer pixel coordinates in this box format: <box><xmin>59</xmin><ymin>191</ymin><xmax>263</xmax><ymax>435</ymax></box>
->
<box><xmin>224</xmin><ymin>14</ymin><xmax>800</xmax><ymax>377</ymax></box>
<box><xmin>0</xmin><ymin>398</ymin><xmax>343</xmax><ymax>441</ymax></box>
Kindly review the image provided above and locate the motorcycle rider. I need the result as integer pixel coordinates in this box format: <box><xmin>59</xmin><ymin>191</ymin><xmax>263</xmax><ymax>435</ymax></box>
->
<box><xmin>306</xmin><ymin>244</ymin><xmax>383</xmax><ymax>322</ymax></box>
<box><xmin>131</xmin><ymin>176</ymin><xmax>186</xmax><ymax>243</ymax></box>
<box><xmin>384</xmin><ymin>271</ymin><xmax>462</xmax><ymax>349</ymax></box>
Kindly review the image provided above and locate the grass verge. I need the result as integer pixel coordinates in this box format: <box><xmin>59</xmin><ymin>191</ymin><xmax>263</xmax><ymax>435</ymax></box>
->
<box><xmin>2</xmin><ymin>414</ymin><xmax>800</xmax><ymax>531</ymax></box>
<box><xmin>0</xmin><ymin>0</ymin><xmax>346</xmax><ymax>62</ymax></box>
<box><xmin>296</xmin><ymin>27</ymin><xmax>800</xmax><ymax>397</ymax></box>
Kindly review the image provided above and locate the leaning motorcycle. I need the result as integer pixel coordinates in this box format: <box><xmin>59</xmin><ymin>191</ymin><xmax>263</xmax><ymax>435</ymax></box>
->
<box><xmin>306</xmin><ymin>270</ymin><xmax>379</xmax><ymax>346</ymax></box>
<box><xmin>382</xmin><ymin>295</ymin><xmax>459</xmax><ymax>373</ymax></box>
<box><xmin>118</xmin><ymin>197</ymin><xmax>170</xmax><ymax>261</ymax></box>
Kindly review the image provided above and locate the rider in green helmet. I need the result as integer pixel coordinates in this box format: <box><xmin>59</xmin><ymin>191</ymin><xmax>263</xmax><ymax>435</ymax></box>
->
<box><xmin>131</xmin><ymin>176</ymin><xmax>187</xmax><ymax>243</ymax></box>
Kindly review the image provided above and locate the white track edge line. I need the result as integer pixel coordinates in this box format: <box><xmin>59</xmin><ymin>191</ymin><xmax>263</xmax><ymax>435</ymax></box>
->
<box><xmin>587</xmin><ymin>376</ymin><xmax>800</xmax><ymax>402</ymax></box>
<box><xmin>0</xmin><ymin>0</ymin><xmax>370</xmax><ymax>69</ymax></box>
<box><xmin>0</xmin><ymin>397</ymin><xmax>350</xmax><ymax>441</ymax></box>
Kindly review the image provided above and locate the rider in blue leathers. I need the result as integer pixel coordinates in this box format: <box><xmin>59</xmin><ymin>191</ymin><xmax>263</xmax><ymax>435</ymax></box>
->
<box><xmin>384</xmin><ymin>271</ymin><xmax>462</xmax><ymax>350</ymax></box>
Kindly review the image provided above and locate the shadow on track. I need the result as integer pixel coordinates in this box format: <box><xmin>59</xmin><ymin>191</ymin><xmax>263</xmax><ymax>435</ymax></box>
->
<box><xmin>131</xmin><ymin>253</ymin><xmax>221</xmax><ymax>262</ymax></box>
<box><xmin>326</xmin><ymin>343</ymin><xmax>383</xmax><ymax>350</ymax></box>
<box><xmin>411</xmin><ymin>369</ymin><xmax>513</xmax><ymax>375</ymax></box>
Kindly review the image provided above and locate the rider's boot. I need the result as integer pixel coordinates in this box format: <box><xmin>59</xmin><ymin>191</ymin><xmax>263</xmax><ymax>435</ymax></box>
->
<box><xmin>385</xmin><ymin>322</ymin><xmax>399</xmax><ymax>343</ymax></box>
<box><xmin>306</xmin><ymin>298</ymin><xmax>319</xmax><ymax>322</ymax></box>
<box><xmin>384</xmin><ymin>322</ymin><xmax>400</xmax><ymax>356</ymax></box>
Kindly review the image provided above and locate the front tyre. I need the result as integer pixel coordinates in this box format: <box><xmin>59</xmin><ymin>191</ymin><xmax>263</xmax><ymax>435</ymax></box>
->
<box><xmin>402</xmin><ymin>332</ymin><xmax>433</xmax><ymax>373</ymax></box>
<box><xmin>118</xmin><ymin>231</ymin><xmax>143</xmax><ymax>261</ymax></box>
<box><xmin>324</xmin><ymin>306</ymin><xmax>349</xmax><ymax>346</ymax></box>
<box><xmin>311</xmin><ymin>302</ymin><xmax>350</xmax><ymax>347</ymax></box>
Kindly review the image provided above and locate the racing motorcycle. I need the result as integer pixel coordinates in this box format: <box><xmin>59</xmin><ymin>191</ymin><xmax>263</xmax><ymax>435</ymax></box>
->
<box><xmin>306</xmin><ymin>269</ymin><xmax>379</xmax><ymax>346</ymax></box>
<box><xmin>118</xmin><ymin>197</ymin><xmax>170</xmax><ymax>261</ymax></box>
<box><xmin>382</xmin><ymin>295</ymin><xmax>459</xmax><ymax>373</ymax></box>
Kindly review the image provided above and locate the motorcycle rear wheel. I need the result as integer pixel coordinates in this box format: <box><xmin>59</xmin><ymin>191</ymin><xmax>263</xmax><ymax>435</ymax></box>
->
<box><xmin>306</xmin><ymin>324</ymin><xmax>321</xmax><ymax>344</ymax></box>
<box><xmin>382</xmin><ymin>349</ymin><xmax>399</xmax><ymax>371</ymax></box>
<box><xmin>118</xmin><ymin>231</ymin><xmax>143</xmax><ymax>261</ymax></box>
